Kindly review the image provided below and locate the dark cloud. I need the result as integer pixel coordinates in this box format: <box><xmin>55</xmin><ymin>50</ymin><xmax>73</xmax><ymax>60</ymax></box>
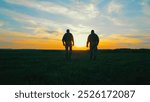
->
<box><xmin>46</xmin><ymin>30</ymin><xmax>63</xmax><ymax>36</ymax></box>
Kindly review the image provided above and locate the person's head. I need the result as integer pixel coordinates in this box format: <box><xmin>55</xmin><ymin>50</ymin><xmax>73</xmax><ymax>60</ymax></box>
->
<box><xmin>66</xmin><ymin>29</ymin><xmax>70</xmax><ymax>33</ymax></box>
<box><xmin>91</xmin><ymin>30</ymin><xmax>95</xmax><ymax>34</ymax></box>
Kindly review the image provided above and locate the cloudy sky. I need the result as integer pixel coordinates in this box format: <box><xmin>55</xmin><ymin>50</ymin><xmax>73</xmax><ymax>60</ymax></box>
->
<box><xmin>0</xmin><ymin>0</ymin><xmax>150</xmax><ymax>49</ymax></box>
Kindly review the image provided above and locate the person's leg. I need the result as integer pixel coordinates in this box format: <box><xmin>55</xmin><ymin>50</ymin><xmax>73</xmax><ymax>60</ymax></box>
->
<box><xmin>69</xmin><ymin>46</ymin><xmax>72</xmax><ymax>60</ymax></box>
<box><xmin>90</xmin><ymin>46</ymin><xmax>93</xmax><ymax>60</ymax></box>
<box><xmin>65</xmin><ymin>46</ymin><xmax>69</xmax><ymax>60</ymax></box>
<box><xmin>93</xmin><ymin>46</ymin><xmax>97</xmax><ymax>60</ymax></box>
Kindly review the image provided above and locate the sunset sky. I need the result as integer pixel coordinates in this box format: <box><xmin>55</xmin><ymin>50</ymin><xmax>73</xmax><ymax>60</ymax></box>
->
<box><xmin>0</xmin><ymin>0</ymin><xmax>150</xmax><ymax>50</ymax></box>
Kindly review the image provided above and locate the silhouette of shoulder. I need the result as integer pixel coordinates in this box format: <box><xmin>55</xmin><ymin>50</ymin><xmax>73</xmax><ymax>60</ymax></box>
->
<box><xmin>88</xmin><ymin>33</ymin><xmax>99</xmax><ymax>42</ymax></box>
<box><xmin>63</xmin><ymin>33</ymin><xmax>73</xmax><ymax>41</ymax></box>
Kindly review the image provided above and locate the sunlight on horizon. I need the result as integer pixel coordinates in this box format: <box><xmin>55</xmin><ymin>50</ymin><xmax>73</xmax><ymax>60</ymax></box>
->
<box><xmin>74</xmin><ymin>34</ymin><xmax>87</xmax><ymax>47</ymax></box>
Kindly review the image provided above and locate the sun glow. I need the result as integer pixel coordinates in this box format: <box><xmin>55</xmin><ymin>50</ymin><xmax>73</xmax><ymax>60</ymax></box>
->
<box><xmin>74</xmin><ymin>34</ymin><xmax>87</xmax><ymax>47</ymax></box>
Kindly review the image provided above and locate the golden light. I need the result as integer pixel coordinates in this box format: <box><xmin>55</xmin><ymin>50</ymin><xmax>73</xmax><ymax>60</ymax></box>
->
<box><xmin>74</xmin><ymin>34</ymin><xmax>87</xmax><ymax>47</ymax></box>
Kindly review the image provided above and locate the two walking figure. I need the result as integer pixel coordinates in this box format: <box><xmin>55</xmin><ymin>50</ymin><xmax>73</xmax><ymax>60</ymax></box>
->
<box><xmin>62</xmin><ymin>29</ymin><xmax>99</xmax><ymax>60</ymax></box>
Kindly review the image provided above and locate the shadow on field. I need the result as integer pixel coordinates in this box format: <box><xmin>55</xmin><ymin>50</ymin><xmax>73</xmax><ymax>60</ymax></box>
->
<box><xmin>0</xmin><ymin>49</ymin><xmax>150</xmax><ymax>85</ymax></box>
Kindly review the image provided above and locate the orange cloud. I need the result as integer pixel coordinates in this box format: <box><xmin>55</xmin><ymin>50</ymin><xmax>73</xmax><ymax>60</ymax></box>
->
<box><xmin>0</xmin><ymin>31</ymin><xmax>146</xmax><ymax>50</ymax></box>
<box><xmin>0</xmin><ymin>31</ymin><xmax>64</xmax><ymax>49</ymax></box>
<box><xmin>11</xmin><ymin>38</ymin><xmax>63</xmax><ymax>49</ymax></box>
<box><xmin>99</xmin><ymin>34</ymin><xmax>143</xmax><ymax>49</ymax></box>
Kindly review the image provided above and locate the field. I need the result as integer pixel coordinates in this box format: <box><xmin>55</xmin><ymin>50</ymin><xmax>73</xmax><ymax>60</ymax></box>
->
<box><xmin>0</xmin><ymin>49</ymin><xmax>150</xmax><ymax>85</ymax></box>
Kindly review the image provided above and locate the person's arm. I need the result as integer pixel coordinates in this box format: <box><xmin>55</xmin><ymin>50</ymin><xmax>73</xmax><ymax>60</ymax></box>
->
<box><xmin>86</xmin><ymin>35</ymin><xmax>90</xmax><ymax>47</ymax></box>
<box><xmin>72</xmin><ymin>36</ymin><xmax>74</xmax><ymax>46</ymax></box>
<box><xmin>62</xmin><ymin>35</ymin><xmax>65</xmax><ymax>46</ymax></box>
<box><xmin>71</xmin><ymin>34</ymin><xmax>74</xmax><ymax>46</ymax></box>
<box><xmin>96</xmin><ymin>35</ymin><xmax>99</xmax><ymax>46</ymax></box>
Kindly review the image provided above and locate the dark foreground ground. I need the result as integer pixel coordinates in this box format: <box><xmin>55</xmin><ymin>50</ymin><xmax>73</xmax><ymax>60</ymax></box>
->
<box><xmin>0</xmin><ymin>49</ymin><xmax>150</xmax><ymax>85</ymax></box>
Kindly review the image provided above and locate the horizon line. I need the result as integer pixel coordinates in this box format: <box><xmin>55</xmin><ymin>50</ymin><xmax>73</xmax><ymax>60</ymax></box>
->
<box><xmin>0</xmin><ymin>48</ymin><xmax>149</xmax><ymax>51</ymax></box>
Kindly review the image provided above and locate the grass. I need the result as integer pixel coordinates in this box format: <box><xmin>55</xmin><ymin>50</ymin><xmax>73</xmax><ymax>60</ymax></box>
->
<box><xmin>0</xmin><ymin>49</ymin><xmax>150</xmax><ymax>85</ymax></box>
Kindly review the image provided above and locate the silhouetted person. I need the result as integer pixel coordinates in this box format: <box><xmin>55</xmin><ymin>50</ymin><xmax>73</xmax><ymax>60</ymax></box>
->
<box><xmin>62</xmin><ymin>29</ymin><xmax>74</xmax><ymax>60</ymax></box>
<box><xmin>86</xmin><ymin>30</ymin><xmax>99</xmax><ymax>60</ymax></box>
